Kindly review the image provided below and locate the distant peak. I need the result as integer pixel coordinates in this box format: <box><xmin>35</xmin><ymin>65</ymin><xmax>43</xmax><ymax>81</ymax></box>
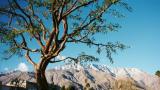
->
<box><xmin>53</xmin><ymin>63</ymin><xmax>146</xmax><ymax>77</ymax></box>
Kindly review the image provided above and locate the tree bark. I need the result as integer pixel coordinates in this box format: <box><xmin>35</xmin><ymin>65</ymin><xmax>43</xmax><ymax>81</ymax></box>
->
<box><xmin>35</xmin><ymin>69</ymin><xmax>49</xmax><ymax>90</ymax></box>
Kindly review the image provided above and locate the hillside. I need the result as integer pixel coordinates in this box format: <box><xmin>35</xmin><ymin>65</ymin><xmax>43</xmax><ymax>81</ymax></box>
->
<box><xmin>0</xmin><ymin>64</ymin><xmax>160</xmax><ymax>90</ymax></box>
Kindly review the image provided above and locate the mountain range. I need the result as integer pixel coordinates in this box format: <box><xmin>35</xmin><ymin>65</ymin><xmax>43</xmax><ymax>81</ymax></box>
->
<box><xmin>0</xmin><ymin>64</ymin><xmax>160</xmax><ymax>90</ymax></box>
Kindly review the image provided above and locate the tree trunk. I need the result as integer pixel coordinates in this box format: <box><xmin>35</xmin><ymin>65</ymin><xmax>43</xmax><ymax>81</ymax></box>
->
<box><xmin>35</xmin><ymin>69</ymin><xmax>49</xmax><ymax>90</ymax></box>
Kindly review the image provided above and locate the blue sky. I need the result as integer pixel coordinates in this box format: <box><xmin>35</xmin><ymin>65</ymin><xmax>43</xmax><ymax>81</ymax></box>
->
<box><xmin>0</xmin><ymin>0</ymin><xmax>160</xmax><ymax>74</ymax></box>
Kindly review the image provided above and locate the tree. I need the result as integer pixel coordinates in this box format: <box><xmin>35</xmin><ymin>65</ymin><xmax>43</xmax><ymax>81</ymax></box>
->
<box><xmin>155</xmin><ymin>70</ymin><xmax>160</xmax><ymax>77</ymax></box>
<box><xmin>84</xmin><ymin>79</ymin><xmax>92</xmax><ymax>90</ymax></box>
<box><xmin>0</xmin><ymin>81</ymin><xmax>2</xmax><ymax>90</ymax></box>
<box><xmin>0</xmin><ymin>0</ymin><xmax>131</xmax><ymax>90</ymax></box>
<box><xmin>61</xmin><ymin>85</ymin><xmax>65</xmax><ymax>90</ymax></box>
<box><xmin>66</xmin><ymin>84</ymin><xmax>76</xmax><ymax>90</ymax></box>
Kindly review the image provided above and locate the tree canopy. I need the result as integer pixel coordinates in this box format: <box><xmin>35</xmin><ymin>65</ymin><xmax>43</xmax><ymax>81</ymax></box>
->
<box><xmin>155</xmin><ymin>70</ymin><xmax>160</xmax><ymax>77</ymax></box>
<box><xmin>0</xmin><ymin>0</ymin><xmax>131</xmax><ymax>63</ymax></box>
<box><xmin>0</xmin><ymin>0</ymin><xmax>132</xmax><ymax>89</ymax></box>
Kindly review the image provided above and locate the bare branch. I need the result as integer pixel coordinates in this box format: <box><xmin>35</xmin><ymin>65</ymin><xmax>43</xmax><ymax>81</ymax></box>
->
<box><xmin>34</xmin><ymin>33</ymin><xmax>45</xmax><ymax>50</ymax></box>
<box><xmin>47</xmin><ymin>35</ymin><xmax>68</xmax><ymax>60</ymax></box>
<box><xmin>25</xmin><ymin>50</ymin><xmax>36</xmax><ymax>66</ymax></box>
<box><xmin>45</xmin><ymin>28</ymin><xmax>57</xmax><ymax>54</ymax></box>
<box><xmin>58</xmin><ymin>1</ymin><xmax>65</xmax><ymax>21</ymax></box>
<box><xmin>49</xmin><ymin>16</ymin><xmax>68</xmax><ymax>53</ymax></box>
<box><xmin>45</xmin><ymin>2</ymin><xmax>60</xmax><ymax>54</ymax></box>
<box><xmin>54</xmin><ymin>35</ymin><xmax>68</xmax><ymax>55</ymax></box>
<box><xmin>61</xmin><ymin>17</ymin><xmax>68</xmax><ymax>40</ymax></box>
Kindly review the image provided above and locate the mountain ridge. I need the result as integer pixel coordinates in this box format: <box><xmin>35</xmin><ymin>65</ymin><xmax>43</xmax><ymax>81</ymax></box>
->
<box><xmin>0</xmin><ymin>64</ymin><xmax>160</xmax><ymax>90</ymax></box>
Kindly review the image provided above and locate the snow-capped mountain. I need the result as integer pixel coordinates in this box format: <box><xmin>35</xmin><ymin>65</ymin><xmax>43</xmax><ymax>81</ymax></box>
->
<box><xmin>52</xmin><ymin>64</ymin><xmax>160</xmax><ymax>90</ymax></box>
<box><xmin>0</xmin><ymin>64</ymin><xmax>160</xmax><ymax>90</ymax></box>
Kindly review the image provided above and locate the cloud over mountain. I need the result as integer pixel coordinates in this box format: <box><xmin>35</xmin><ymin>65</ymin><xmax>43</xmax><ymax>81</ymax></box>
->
<box><xmin>17</xmin><ymin>63</ymin><xmax>28</xmax><ymax>72</ymax></box>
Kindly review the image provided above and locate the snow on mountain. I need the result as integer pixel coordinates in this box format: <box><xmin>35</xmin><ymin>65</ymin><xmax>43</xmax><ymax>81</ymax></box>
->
<box><xmin>0</xmin><ymin>64</ymin><xmax>160</xmax><ymax>90</ymax></box>
<box><xmin>54</xmin><ymin>64</ymin><xmax>145</xmax><ymax>77</ymax></box>
<box><xmin>53</xmin><ymin>64</ymin><xmax>160</xmax><ymax>90</ymax></box>
<box><xmin>54</xmin><ymin>64</ymin><xmax>84</xmax><ymax>70</ymax></box>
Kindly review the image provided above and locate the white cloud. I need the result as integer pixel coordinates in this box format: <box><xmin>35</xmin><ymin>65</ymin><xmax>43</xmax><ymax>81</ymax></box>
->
<box><xmin>17</xmin><ymin>63</ymin><xmax>28</xmax><ymax>72</ymax></box>
<box><xmin>4</xmin><ymin>67</ymin><xmax>9</xmax><ymax>71</ymax></box>
<box><xmin>56</xmin><ymin>55</ymin><xmax>66</xmax><ymax>60</ymax></box>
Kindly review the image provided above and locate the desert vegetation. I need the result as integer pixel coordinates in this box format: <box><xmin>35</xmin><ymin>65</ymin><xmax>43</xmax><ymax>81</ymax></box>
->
<box><xmin>155</xmin><ymin>70</ymin><xmax>160</xmax><ymax>77</ymax></box>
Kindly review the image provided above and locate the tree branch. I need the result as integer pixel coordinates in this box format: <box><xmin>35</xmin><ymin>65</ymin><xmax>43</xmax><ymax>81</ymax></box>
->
<box><xmin>25</xmin><ymin>50</ymin><xmax>36</xmax><ymax>66</ymax></box>
<box><xmin>67</xmin><ymin>37</ymin><xmax>124</xmax><ymax>49</ymax></box>
<box><xmin>61</xmin><ymin>17</ymin><xmax>68</xmax><ymax>40</ymax></box>
<box><xmin>58</xmin><ymin>1</ymin><xmax>65</xmax><ymax>21</ymax></box>
<box><xmin>47</xmin><ymin>35</ymin><xmax>68</xmax><ymax>60</ymax></box>
<box><xmin>68</xmin><ymin>0</ymin><xmax>113</xmax><ymax>38</ymax></box>
<box><xmin>0</xmin><ymin>9</ymin><xmax>29</xmax><ymax>26</ymax></box>
<box><xmin>13</xmin><ymin>0</ymin><xmax>33</xmax><ymax>26</ymax></box>
<box><xmin>12</xmin><ymin>38</ymin><xmax>39</xmax><ymax>53</ymax></box>
<box><xmin>13</xmin><ymin>0</ymin><xmax>45</xmax><ymax>50</ymax></box>
<box><xmin>62</xmin><ymin>0</ymin><xmax>94</xmax><ymax>17</ymax></box>
<box><xmin>45</xmin><ymin>2</ymin><xmax>60</xmax><ymax>54</ymax></box>
<box><xmin>49</xmin><ymin>60</ymin><xmax>63</xmax><ymax>63</ymax></box>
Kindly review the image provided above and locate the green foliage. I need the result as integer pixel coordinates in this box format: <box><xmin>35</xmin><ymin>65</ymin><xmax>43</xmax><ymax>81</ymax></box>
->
<box><xmin>88</xmin><ymin>87</ymin><xmax>95</xmax><ymax>90</ymax></box>
<box><xmin>84</xmin><ymin>79</ymin><xmax>94</xmax><ymax>90</ymax></box>
<box><xmin>86</xmin><ymin>83</ymin><xmax>90</xmax><ymax>88</ymax></box>
<box><xmin>110</xmin><ymin>0</ymin><xmax>119</xmax><ymax>4</ymax></box>
<box><xmin>61</xmin><ymin>85</ymin><xmax>65</xmax><ymax>90</ymax></box>
<box><xmin>65</xmin><ymin>52</ymin><xmax>99</xmax><ymax>65</ymax></box>
<box><xmin>50</xmin><ymin>82</ymin><xmax>60</xmax><ymax>90</ymax></box>
<box><xmin>0</xmin><ymin>0</ymin><xmax>132</xmax><ymax>89</ymax></box>
<box><xmin>0</xmin><ymin>0</ymin><xmax>131</xmax><ymax>63</ymax></box>
<box><xmin>66</xmin><ymin>84</ymin><xmax>76</xmax><ymax>90</ymax></box>
<box><xmin>155</xmin><ymin>70</ymin><xmax>160</xmax><ymax>77</ymax></box>
<box><xmin>10</xmin><ymin>78</ymin><xmax>25</xmax><ymax>89</ymax></box>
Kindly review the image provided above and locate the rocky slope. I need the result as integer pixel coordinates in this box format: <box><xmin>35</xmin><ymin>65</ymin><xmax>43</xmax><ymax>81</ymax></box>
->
<box><xmin>0</xmin><ymin>64</ymin><xmax>160</xmax><ymax>90</ymax></box>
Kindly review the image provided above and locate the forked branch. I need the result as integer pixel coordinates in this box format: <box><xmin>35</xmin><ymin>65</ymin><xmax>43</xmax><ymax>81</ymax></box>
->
<box><xmin>25</xmin><ymin>50</ymin><xmax>36</xmax><ymax>66</ymax></box>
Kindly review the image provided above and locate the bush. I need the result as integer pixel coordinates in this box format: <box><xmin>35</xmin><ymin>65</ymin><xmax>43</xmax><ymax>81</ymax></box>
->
<box><xmin>86</xmin><ymin>83</ymin><xmax>90</xmax><ymax>88</ymax></box>
<box><xmin>61</xmin><ymin>85</ymin><xmax>65</xmax><ymax>90</ymax></box>
<box><xmin>113</xmin><ymin>79</ymin><xmax>142</xmax><ymax>90</ymax></box>
<box><xmin>66</xmin><ymin>84</ymin><xmax>76</xmax><ymax>90</ymax></box>
<box><xmin>50</xmin><ymin>82</ymin><xmax>60</xmax><ymax>90</ymax></box>
<box><xmin>155</xmin><ymin>70</ymin><xmax>160</xmax><ymax>77</ymax></box>
<box><xmin>89</xmin><ymin>87</ymin><xmax>94</xmax><ymax>90</ymax></box>
<box><xmin>84</xmin><ymin>79</ymin><xmax>94</xmax><ymax>90</ymax></box>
